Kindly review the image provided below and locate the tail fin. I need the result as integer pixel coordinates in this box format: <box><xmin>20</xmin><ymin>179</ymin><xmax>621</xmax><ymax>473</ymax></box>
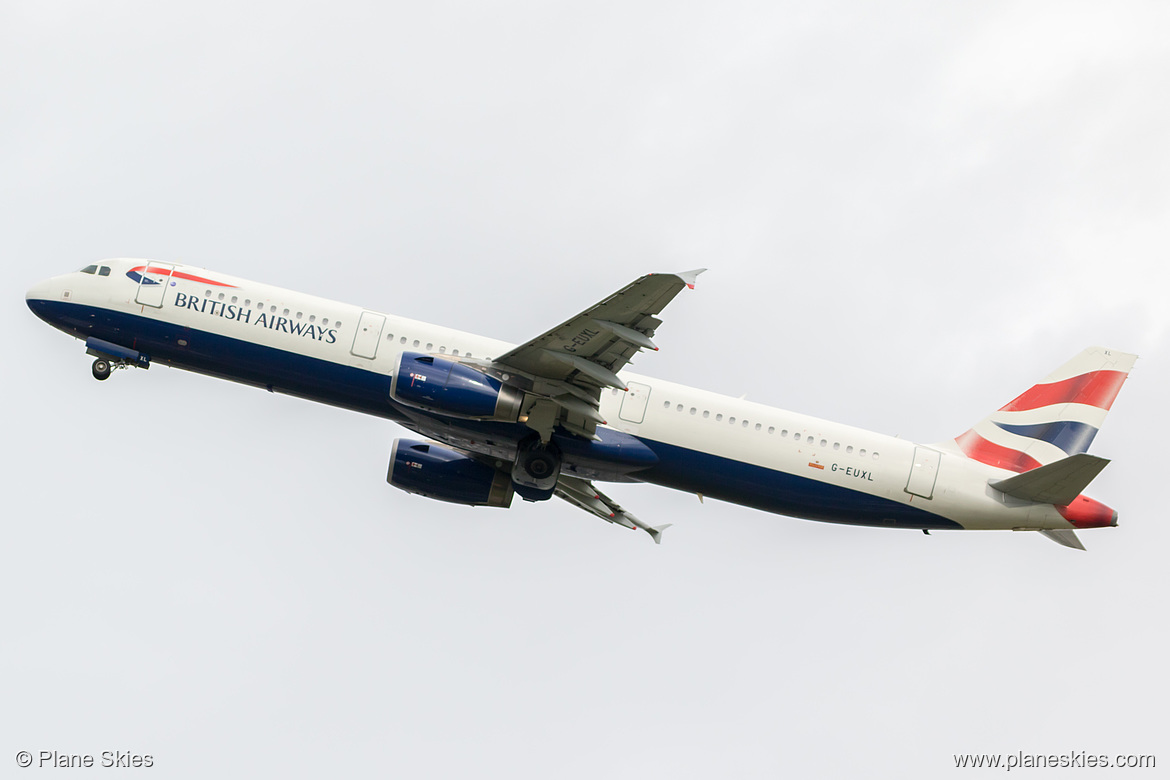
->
<box><xmin>946</xmin><ymin>347</ymin><xmax>1137</xmax><ymax>473</ymax></box>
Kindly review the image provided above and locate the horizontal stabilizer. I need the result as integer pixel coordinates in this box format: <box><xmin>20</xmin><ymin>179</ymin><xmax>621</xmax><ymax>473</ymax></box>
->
<box><xmin>990</xmin><ymin>453</ymin><xmax>1110</xmax><ymax>506</ymax></box>
<box><xmin>1038</xmin><ymin>529</ymin><xmax>1087</xmax><ymax>551</ymax></box>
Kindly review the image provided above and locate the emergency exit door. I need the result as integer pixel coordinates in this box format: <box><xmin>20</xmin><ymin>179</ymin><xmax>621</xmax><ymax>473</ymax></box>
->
<box><xmin>619</xmin><ymin>382</ymin><xmax>651</xmax><ymax>424</ymax></box>
<box><xmin>350</xmin><ymin>311</ymin><xmax>386</xmax><ymax>359</ymax></box>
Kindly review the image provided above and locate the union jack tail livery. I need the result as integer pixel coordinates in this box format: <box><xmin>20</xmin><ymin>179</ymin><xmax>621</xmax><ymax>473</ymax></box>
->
<box><xmin>951</xmin><ymin>347</ymin><xmax>1137</xmax><ymax>474</ymax></box>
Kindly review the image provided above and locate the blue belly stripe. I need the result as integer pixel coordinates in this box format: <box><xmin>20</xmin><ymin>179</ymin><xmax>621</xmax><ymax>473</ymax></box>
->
<box><xmin>632</xmin><ymin>439</ymin><xmax>961</xmax><ymax>529</ymax></box>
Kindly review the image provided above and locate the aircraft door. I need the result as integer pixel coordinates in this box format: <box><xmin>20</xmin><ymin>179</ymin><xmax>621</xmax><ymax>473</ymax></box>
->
<box><xmin>619</xmin><ymin>382</ymin><xmax>651</xmax><ymax>424</ymax></box>
<box><xmin>351</xmin><ymin>311</ymin><xmax>386</xmax><ymax>359</ymax></box>
<box><xmin>134</xmin><ymin>263</ymin><xmax>175</xmax><ymax>308</ymax></box>
<box><xmin>905</xmin><ymin>446</ymin><xmax>941</xmax><ymax>499</ymax></box>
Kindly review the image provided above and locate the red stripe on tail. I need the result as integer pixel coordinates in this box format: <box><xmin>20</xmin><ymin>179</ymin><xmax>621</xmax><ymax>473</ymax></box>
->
<box><xmin>1000</xmin><ymin>370</ymin><xmax>1128</xmax><ymax>412</ymax></box>
<box><xmin>954</xmin><ymin>430</ymin><xmax>1042</xmax><ymax>473</ymax></box>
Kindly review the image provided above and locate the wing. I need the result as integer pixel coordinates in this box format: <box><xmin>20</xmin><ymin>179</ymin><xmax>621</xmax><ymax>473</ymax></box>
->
<box><xmin>492</xmin><ymin>269</ymin><xmax>704</xmax><ymax>440</ymax></box>
<box><xmin>555</xmin><ymin>474</ymin><xmax>672</xmax><ymax>544</ymax></box>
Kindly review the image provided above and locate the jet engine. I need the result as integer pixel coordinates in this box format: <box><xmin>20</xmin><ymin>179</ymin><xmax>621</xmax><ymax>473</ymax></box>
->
<box><xmin>387</xmin><ymin>439</ymin><xmax>514</xmax><ymax>507</ymax></box>
<box><xmin>390</xmin><ymin>352</ymin><xmax>524</xmax><ymax>421</ymax></box>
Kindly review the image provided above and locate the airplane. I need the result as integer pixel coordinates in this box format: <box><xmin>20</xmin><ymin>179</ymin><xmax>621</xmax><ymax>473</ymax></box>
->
<box><xmin>26</xmin><ymin>258</ymin><xmax>1136</xmax><ymax>549</ymax></box>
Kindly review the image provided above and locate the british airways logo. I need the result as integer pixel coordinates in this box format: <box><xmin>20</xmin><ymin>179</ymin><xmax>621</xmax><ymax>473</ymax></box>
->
<box><xmin>172</xmin><ymin>291</ymin><xmax>338</xmax><ymax>343</ymax></box>
<box><xmin>127</xmin><ymin>266</ymin><xmax>238</xmax><ymax>288</ymax></box>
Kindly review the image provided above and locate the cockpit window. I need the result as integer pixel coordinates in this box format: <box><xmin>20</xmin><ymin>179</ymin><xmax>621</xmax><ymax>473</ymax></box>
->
<box><xmin>98</xmin><ymin>266</ymin><xmax>110</xmax><ymax>276</ymax></box>
<box><xmin>80</xmin><ymin>265</ymin><xmax>98</xmax><ymax>274</ymax></box>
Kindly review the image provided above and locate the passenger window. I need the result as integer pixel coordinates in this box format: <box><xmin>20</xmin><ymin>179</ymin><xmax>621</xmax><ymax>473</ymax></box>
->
<box><xmin>676</xmin><ymin>404</ymin><xmax>683</xmax><ymax>412</ymax></box>
<box><xmin>755</xmin><ymin>423</ymin><xmax>762</xmax><ymax>431</ymax></box>
<box><xmin>768</xmin><ymin>426</ymin><xmax>775</xmax><ymax>434</ymax></box>
<box><xmin>833</xmin><ymin>442</ymin><xmax>840</xmax><ymax>450</ymax></box>
<box><xmin>859</xmin><ymin>449</ymin><xmax>867</xmax><ymax>457</ymax></box>
<box><xmin>729</xmin><ymin>417</ymin><xmax>736</xmax><ymax>424</ymax></box>
<box><xmin>846</xmin><ymin>446</ymin><xmax>854</xmax><ymax>454</ymax></box>
<box><xmin>716</xmin><ymin>414</ymin><xmax>723</xmax><ymax>422</ymax></box>
<box><xmin>781</xmin><ymin>429</ymin><xmax>788</xmax><ymax>437</ymax></box>
<box><xmin>794</xmin><ymin>433</ymin><xmax>801</xmax><ymax>442</ymax></box>
<box><xmin>401</xmin><ymin>337</ymin><xmax>407</xmax><ymax>344</ymax></box>
<box><xmin>413</xmin><ymin>340</ymin><xmax>420</xmax><ymax>347</ymax></box>
<box><xmin>98</xmin><ymin>266</ymin><xmax>110</xmax><ymax>277</ymax></box>
<box><xmin>703</xmin><ymin>411</ymin><xmax>710</xmax><ymax>419</ymax></box>
<box><xmin>690</xmin><ymin>407</ymin><xmax>696</xmax><ymax>415</ymax></box>
<box><xmin>820</xmin><ymin>439</ymin><xmax>827</xmax><ymax>447</ymax></box>
<box><xmin>231</xmin><ymin>296</ymin><xmax>238</xmax><ymax>304</ymax></box>
<box><xmin>872</xmin><ymin>452</ymin><xmax>880</xmax><ymax>460</ymax></box>
<box><xmin>742</xmin><ymin>420</ymin><xmax>749</xmax><ymax>428</ymax></box>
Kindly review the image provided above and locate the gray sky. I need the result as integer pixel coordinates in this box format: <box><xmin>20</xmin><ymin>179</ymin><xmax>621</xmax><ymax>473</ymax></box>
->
<box><xmin>3</xmin><ymin>1</ymin><xmax>1168</xmax><ymax>777</ymax></box>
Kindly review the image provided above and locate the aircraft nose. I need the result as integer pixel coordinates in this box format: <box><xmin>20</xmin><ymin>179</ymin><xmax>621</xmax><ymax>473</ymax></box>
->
<box><xmin>26</xmin><ymin>278</ymin><xmax>56</xmax><ymax>305</ymax></box>
<box><xmin>26</xmin><ymin>277</ymin><xmax>64</xmax><ymax>324</ymax></box>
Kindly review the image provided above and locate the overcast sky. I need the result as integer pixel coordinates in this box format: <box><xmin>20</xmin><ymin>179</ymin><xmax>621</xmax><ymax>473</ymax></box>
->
<box><xmin>3</xmin><ymin>2</ymin><xmax>1168</xmax><ymax>777</ymax></box>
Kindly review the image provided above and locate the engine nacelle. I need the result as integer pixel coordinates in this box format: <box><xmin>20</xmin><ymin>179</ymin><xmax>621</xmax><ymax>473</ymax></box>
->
<box><xmin>387</xmin><ymin>439</ymin><xmax>514</xmax><ymax>508</ymax></box>
<box><xmin>390</xmin><ymin>352</ymin><xmax>524</xmax><ymax>421</ymax></box>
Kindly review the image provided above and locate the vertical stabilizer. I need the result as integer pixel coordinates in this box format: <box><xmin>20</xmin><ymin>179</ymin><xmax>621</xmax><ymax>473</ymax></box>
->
<box><xmin>946</xmin><ymin>347</ymin><xmax>1136</xmax><ymax>473</ymax></box>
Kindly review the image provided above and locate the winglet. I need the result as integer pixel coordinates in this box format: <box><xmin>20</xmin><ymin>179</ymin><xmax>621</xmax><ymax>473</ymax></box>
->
<box><xmin>674</xmin><ymin>268</ymin><xmax>707</xmax><ymax>290</ymax></box>
<box><xmin>644</xmin><ymin>523</ymin><xmax>673</xmax><ymax>544</ymax></box>
<box><xmin>1038</xmin><ymin>529</ymin><xmax>1087</xmax><ymax>551</ymax></box>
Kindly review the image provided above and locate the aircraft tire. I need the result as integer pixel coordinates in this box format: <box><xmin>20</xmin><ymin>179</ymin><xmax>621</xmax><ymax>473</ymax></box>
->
<box><xmin>92</xmin><ymin>358</ymin><xmax>111</xmax><ymax>381</ymax></box>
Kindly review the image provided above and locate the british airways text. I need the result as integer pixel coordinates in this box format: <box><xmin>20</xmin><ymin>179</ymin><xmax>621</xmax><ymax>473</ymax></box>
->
<box><xmin>173</xmin><ymin>292</ymin><xmax>338</xmax><ymax>343</ymax></box>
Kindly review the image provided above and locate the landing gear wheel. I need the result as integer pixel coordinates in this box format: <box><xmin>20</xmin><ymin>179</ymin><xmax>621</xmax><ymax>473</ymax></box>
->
<box><xmin>511</xmin><ymin>436</ymin><xmax>562</xmax><ymax>502</ymax></box>
<box><xmin>92</xmin><ymin>358</ymin><xmax>112</xmax><ymax>381</ymax></box>
<box><xmin>523</xmin><ymin>450</ymin><xmax>558</xmax><ymax>480</ymax></box>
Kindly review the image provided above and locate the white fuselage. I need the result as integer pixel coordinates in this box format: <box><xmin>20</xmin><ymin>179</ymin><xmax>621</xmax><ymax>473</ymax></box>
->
<box><xmin>26</xmin><ymin>258</ymin><xmax>1100</xmax><ymax>535</ymax></box>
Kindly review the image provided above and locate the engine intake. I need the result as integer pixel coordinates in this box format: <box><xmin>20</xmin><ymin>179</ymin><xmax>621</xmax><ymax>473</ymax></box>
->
<box><xmin>391</xmin><ymin>352</ymin><xmax>524</xmax><ymax>421</ymax></box>
<box><xmin>387</xmin><ymin>439</ymin><xmax>514</xmax><ymax>508</ymax></box>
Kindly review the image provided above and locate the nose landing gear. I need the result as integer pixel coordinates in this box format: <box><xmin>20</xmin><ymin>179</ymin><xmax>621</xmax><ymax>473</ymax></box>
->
<box><xmin>91</xmin><ymin>357</ymin><xmax>135</xmax><ymax>381</ymax></box>
<box><xmin>84</xmin><ymin>337</ymin><xmax>151</xmax><ymax>381</ymax></box>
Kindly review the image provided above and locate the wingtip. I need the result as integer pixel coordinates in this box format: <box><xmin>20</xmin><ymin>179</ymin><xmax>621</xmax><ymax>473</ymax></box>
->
<box><xmin>675</xmin><ymin>268</ymin><xmax>707</xmax><ymax>289</ymax></box>
<box><xmin>646</xmin><ymin>523</ymin><xmax>673</xmax><ymax>544</ymax></box>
